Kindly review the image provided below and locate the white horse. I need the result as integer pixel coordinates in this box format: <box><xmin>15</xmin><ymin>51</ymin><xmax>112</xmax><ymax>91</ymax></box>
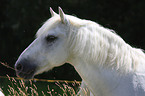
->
<box><xmin>15</xmin><ymin>7</ymin><xmax>145</xmax><ymax>96</ymax></box>
<box><xmin>0</xmin><ymin>90</ymin><xmax>5</xmax><ymax>96</ymax></box>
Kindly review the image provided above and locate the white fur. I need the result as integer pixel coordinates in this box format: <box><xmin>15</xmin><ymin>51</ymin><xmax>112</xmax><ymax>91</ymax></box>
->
<box><xmin>18</xmin><ymin>8</ymin><xmax>145</xmax><ymax>96</ymax></box>
<box><xmin>0</xmin><ymin>90</ymin><xmax>4</xmax><ymax>96</ymax></box>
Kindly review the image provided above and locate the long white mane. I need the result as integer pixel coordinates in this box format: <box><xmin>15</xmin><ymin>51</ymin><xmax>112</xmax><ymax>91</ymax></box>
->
<box><xmin>67</xmin><ymin>16</ymin><xmax>145</xmax><ymax>73</ymax></box>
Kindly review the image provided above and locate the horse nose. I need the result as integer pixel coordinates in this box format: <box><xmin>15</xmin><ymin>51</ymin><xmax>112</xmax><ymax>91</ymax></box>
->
<box><xmin>15</xmin><ymin>63</ymin><xmax>23</xmax><ymax>71</ymax></box>
<box><xmin>15</xmin><ymin>59</ymin><xmax>30</xmax><ymax>72</ymax></box>
<box><xmin>15</xmin><ymin>59</ymin><xmax>37</xmax><ymax>79</ymax></box>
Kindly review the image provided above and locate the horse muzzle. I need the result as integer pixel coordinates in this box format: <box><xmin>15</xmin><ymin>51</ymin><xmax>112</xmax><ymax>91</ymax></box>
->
<box><xmin>15</xmin><ymin>59</ymin><xmax>37</xmax><ymax>79</ymax></box>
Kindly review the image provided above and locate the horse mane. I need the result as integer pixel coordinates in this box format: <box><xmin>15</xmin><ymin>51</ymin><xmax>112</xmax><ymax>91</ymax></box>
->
<box><xmin>67</xmin><ymin>15</ymin><xmax>145</xmax><ymax>73</ymax></box>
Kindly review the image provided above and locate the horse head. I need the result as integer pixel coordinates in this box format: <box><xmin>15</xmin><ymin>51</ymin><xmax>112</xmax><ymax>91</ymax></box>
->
<box><xmin>15</xmin><ymin>7</ymin><xmax>71</xmax><ymax>79</ymax></box>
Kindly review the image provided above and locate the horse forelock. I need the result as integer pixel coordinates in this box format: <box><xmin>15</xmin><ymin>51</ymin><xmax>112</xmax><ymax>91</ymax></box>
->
<box><xmin>36</xmin><ymin>14</ymin><xmax>84</xmax><ymax>38</ymax></box>
<box><xmin>36</xmin><ymin>16</ymin><xmax>61</xmax><ymax>38</ymax></box>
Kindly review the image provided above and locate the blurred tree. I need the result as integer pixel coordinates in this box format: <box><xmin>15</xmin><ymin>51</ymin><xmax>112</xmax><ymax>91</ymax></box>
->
<box><xmin>0</xmin><ymin>0</ymin><xmax>145</xmax><ymax>80</ymax></box>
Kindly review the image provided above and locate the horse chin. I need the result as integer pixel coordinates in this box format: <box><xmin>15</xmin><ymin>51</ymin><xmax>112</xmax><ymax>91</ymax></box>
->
<box><xmin>16</xmin><ymin>70</ymin><xmax>36</xmax><ymax>79</ymax></box>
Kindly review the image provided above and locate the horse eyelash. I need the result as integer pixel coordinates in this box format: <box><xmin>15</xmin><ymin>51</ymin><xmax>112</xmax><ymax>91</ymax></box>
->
<box><xmin>45</xmin><ymin>35</ymin><xmax>58</xmax><ymax>43</ymax></box>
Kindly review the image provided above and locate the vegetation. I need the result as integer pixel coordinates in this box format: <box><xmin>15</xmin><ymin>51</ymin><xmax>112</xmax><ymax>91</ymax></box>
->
<box><xmin>0</xmin><ymin>75</ymin><xmax>80</xmax><ymax>96</ymax></box>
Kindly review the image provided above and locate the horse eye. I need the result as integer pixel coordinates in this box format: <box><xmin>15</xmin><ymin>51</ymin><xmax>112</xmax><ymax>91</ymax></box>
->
<box><xmin>46</xmin><ymin>35</ymin><xmax>57</xmax><ymax>42</ymax></box>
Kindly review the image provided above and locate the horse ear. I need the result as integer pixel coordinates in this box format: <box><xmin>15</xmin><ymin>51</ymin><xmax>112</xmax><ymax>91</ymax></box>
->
<box><xmin>50</xmin><ymin>7</ymin><xmax>57</xmax><ymax>17</ymax></box>
<box><xmin>59</xmin><ymin>7</ymin><xmax>68</xmax><ymax>24</ymax></box>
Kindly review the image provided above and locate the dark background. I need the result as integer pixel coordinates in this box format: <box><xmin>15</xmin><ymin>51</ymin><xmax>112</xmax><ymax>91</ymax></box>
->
<box><xmin>0</xmin><ymin>0</ymin><xmax>145</xmax><ymax>81</ymax></box>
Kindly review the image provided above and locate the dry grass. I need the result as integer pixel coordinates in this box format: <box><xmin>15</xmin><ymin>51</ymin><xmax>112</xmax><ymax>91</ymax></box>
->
<box><xmin>0</xmin><ymin>62</ymin><xmax>81</xmax><ymax>96</ymax></box>
<box><xmin>1</xmin><ymin>75</ymin><xmax>80</xmax><ymax>96</ymax></box>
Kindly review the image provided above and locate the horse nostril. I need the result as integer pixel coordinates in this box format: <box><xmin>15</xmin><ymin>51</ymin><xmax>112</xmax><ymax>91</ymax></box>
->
<box><xmin>16</xmin><ymin>63</ymin><xmax>23</xmax><ymax>71</ymax></box>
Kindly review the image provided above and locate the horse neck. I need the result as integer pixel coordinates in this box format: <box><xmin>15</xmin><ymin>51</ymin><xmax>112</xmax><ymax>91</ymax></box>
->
<box><xmin>70</xmin><ymin>45</ymin><xmax>145</xmax><ymax>96</ymax></box>
<box><xmin>70</xmin><ymin>55</ymin><xmax>135</xmax><ymax>96</ymax></box>
<box><xmin>70</xmin><ymin>22</ymin><xmax>136</xmax><ymax>72</ymax></box>
<box><xmin>68</xmin><ymin>21</ymin><xmax>145</xmax><ymax>95</ymax></box>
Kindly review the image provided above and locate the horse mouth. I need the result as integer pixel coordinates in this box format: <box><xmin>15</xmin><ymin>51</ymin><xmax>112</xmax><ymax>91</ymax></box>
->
<box><xmin>16</xmin><ymin>70</ymin><xmax>35</xmax><ymax>79</ymax></box>
<box><xmin>15</xmin><ymin>59</ymin><xmax>38</xmax><ymax>79</ymax></box>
